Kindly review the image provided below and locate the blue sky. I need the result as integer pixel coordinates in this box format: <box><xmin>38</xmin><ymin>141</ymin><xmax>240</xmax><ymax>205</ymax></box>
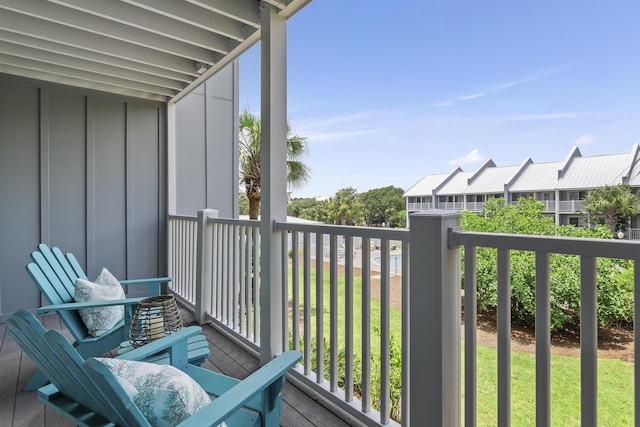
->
<box><xmin>240</xmin><ymin>1</ymin><xmax>640</xmax><ymax>199</ymax></box>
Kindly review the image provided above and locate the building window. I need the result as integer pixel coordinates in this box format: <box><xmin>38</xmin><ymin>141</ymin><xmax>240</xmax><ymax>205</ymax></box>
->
<box><xmin>569</xmin><ymin>191</ymin><xmax>588</xmax><ymax>201</ymax></box>
<box><xmin>569</xmin><ymin>217</ymin><xmax>579</xmax><ymax>226</ymax></box>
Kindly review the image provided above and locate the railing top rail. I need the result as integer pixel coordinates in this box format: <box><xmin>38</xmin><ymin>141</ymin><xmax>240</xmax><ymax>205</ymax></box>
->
<box><xmin>451</xmin><ymin>228</ymin><xmax>640</xmax><ymax>260</ymax></box>
<box><xmin>168</xmin><ymin>214</ymin><xmax>197</xmax><ymax>221</ymax></box>
<box><xmin>275</xmin><ymin>220</ymin><xmax>410</xmax><ymax>241</ymax></box>
<box><xmin>208</xmin><ymin>217</ymin><xmax>260</xmax><ymax>227</ymax></box>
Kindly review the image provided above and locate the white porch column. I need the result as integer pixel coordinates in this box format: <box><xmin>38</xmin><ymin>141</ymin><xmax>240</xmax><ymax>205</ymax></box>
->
<box><xmin>555</xmin><ymin>189</ymin><xmax>560</xmax><ymax>225</ymax></box>
<box><xmin>259</xmin><ymin>2</ymin><xmax>288</xmax><ymax>365</ymax></box>
<box><xmin>167</xmin><ymin>102</ymin><xmax>177</xmax><ymax>215</ymax></box>
<box><xmin>195</xmin><ymin>209</ymin><xmax>218</xmax><ymax>324</ymax></box>
<box><xmin>409</xmin><ymin>210</ymin><xmax>461</xmax><ymax>426</ymax></box>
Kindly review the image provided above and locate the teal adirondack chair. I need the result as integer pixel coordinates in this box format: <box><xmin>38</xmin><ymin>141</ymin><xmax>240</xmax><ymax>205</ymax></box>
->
<box><xmin>24</xmin><ymin>243</ymin><xmax>208</xmax><ymax>391</ymax></box>
<box><xmin>7</xmin><ymin>310</ymin><xmax>301</xmax><ymax>427</ymax></box>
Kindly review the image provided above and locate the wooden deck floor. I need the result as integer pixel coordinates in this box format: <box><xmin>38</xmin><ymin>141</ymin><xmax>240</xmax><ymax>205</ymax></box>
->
<box><xmin>0</xmin><ymin>309</ymin><xmax>352</xmax><ymax>427</ymax></box>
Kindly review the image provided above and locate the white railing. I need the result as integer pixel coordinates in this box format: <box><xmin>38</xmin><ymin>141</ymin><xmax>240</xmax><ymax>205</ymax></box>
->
<box><xmin>167</xmin><ymin>215</ymin><xmax>199</xmax><ymax>305</ymax></box>
<box><xmin>407</xmin><ymin>202</ymin><xmax>433</xmax><ymax>211</ymax></box>
<box><xmin>438</xmin><ymin>201</ymin><xmax>464</xmax><ymax>210</ymax></box>
<box><xmin>629</xmin><ymin>228</ymin><xmax>640</xmax><ymax>240</ymax></box>
<box><xmin>557</xmin><ymin>200</ymin><xmax>587</xmax><ymax>213</ymax></box>
<box><xmin>168</xmin><ymin>209</ymin><xmax>638</xmax><ymax>427</ymax></box>
<box><xmin>539</xmin><ymin>200</ymin><xmax>556</xmax><ymax>211</ymax></box>
<box><xmin>448</xmin><ymin>224</ymin><xmax>639</xmax><ymax>427</ymax></box>
<box><xmin>465</xmin><ymin>201</ymin><xmax>485</xmax><ymax>211</ymax></box>
<box><xmin>274</xmin><ymin>221</ymin><xmax>409</xmax><ymax>427</ymax></box>
<box><xmin>170</xmin><ymin>210</ymin><xmax>408</xmax><ymax>426</ymax></box>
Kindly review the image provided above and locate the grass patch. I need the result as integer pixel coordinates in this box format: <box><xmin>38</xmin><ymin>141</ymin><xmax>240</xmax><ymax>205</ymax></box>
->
<box><xmin>466</xmin><ymin>346</ymin><xmax>633</xmax><ymax>426</ymax></box>
<box><xmin>287</xmin><ymin>263</ymin><xmax>403</xmax><ymax>357</ymax></box>
<box><xmin>288</xmin><ymin>262</ymin><xmax>634</xmax><ymax>424</ymax></box>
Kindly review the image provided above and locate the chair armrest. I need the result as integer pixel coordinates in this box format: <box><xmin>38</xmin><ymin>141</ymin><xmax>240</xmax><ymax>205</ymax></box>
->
<box><xmin>119</xmin><ymin>277</ymin><xmax>172</xmax><ymax>296</ymax></box>
<box><xmin>36</xmin><ymin>297</ymin><xmax>145</xmax><ymax>315</ymax></box>
<box><xmin>119</xmin><ymin>277</ymin><xmax>172</xmax><ymax>286</ymax></box>
<box><xmin>116</xmin><ymin>326</ymin><xmax>202</xmax><ymax>362</ymax></box>
<box><xmin>179</xmin><ymin>350</ymin><xmax>302</xmax><ymax>427</ymax></box>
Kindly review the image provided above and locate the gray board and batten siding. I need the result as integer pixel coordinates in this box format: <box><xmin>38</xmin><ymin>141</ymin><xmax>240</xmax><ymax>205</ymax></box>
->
<box><xmin>174</xmin><ymin>61</ymin><xmax>239</xmax><ymax>219</ymax></box>
<box><xmin>0</xmin><ymin>63</ymin><xmax>238</xmax><ymax>321</ymax></box>
<box><xmin>0</xmin><ymin>75</ymin><xmax>167</xmax><ymax>320</ymax></box>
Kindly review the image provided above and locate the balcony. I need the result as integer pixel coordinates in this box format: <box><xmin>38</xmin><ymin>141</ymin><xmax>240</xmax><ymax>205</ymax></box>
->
<box><xmin>557</xmin><ymin>200</ymin><xmax>587</xmax><ymax>213</ymax></box>
<box><xmin>2</xmin><ymin>209</ymin><xmax>637</xmax><ymax>425</ymax></box>
<box><xmin>407</xmin><ymin>202</ymin><xmax>433</xmax><ymax>211</ymax></box>
<box><xmin>159</xmin><ymin>209</ymin><xmax>638</xmax><ymax>426</ymax></box>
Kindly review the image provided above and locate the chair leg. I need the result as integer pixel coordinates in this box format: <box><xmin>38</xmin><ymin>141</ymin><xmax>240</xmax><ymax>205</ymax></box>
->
<box><xmin>24</xmin><ymin>370</ymin><xmax>49</xmax><ymax>392</ymax></box>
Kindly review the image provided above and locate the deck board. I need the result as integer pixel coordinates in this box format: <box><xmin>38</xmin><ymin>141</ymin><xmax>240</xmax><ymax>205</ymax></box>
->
<box><xmin>0</xmin><ymin>308</ymin><xmax>352</xmax><ymax>427</ymax></box>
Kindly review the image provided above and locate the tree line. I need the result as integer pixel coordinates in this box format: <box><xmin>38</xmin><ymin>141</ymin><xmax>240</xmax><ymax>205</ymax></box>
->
<box><xmin>240</xmin><ymin>185</ymin><xmax>407</xmax><ymax>227</ymax></box>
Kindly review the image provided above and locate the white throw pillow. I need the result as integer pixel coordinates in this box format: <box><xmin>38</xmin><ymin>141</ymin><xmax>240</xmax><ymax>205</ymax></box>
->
<box><xmin>74</xmin><ymin>268</ymin><xmax>126</xmax><ymax>337</ymax></box>
<box><xmin>98</xmin><ymin>358</ymin><xmax>217</xmax><ymax>427</ymax></box>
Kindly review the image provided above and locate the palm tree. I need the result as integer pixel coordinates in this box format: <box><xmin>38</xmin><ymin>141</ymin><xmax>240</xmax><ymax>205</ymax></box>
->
<box><xmin>327</xmin><ymin>187</ymin><xmax>365</xmax><ymax>225</ymax></box>
<box><xmin>583</xmin><ymin>184</ymin><xmax>638</xmax><ymax>234</ymax></box>
<box><xmin>239</xmin><ymin>110</ymin><xmax>311</xmax><ymax>219</ymax></box>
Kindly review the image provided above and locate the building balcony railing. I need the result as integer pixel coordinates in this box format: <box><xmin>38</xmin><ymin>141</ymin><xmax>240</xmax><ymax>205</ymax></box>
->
<box><xmin>408</xmin><ymin>198</ymin><xmax>584</xmax><ymax>214</ymax></box>
<box><xmin>168</xmin><ymin>209</ymin><xmax>639</xmax><ymax>426</ymax></box>
<box><xmin>406</xmin><ymin>202</ymin><xmax>433</xmax><ymax>211</ymax></box>
<box><xmin>557</xmin><ymin>200</ymin><xmax>587</xmax><ymax>213</ymax></box>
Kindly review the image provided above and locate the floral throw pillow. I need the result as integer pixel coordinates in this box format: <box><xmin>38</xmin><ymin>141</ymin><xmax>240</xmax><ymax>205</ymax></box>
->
<box><xmin>74</xmin><ymin>268</ymin><xmax>126</xmax><ymax>337</ymax></box>
<box><xmin>98</xmin><ymin>358</ymin><xmax>219</xmax><ymax>427</ymax></box>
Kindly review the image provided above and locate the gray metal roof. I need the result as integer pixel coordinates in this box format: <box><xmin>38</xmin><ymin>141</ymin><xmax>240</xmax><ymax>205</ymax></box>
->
<box><xmin>406</xmin><ymin>145</ymin><xmax>640</xmax><ymax>199</ymax></box>
<box><xmin>556</xmin><ymin>153</ymin><xmax>630</xmax><ymax>190</ymax></box>
<box><xmin>509</xmin><ymin>161</ymin><xmax>563</xmax><ymax>192</ymax></box>
<box><xmin>0</xmin><ymin>0</ymin><xmax>311</xmax><ymax>102</ymax></box>
<box><xmin>437</xmin><ymin>170</ymin><xmax>473</xmax><ymax>195</ymax></box>
<box><xmin>627</xmin><ymin>161</ymin><xmax>640</xmax><ymax>186</ymax></box>
<box><xmin>403</xmin><ymin>172</ymin><xmax>451</xmax><ymax>197</ymax></box>
<box><xmin>463</xmin><ymin>165</ymin><xmax>520</xmax><ymax>194</ymax></box>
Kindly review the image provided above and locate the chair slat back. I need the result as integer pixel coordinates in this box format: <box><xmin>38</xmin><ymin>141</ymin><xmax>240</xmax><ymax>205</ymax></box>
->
<box><xmin>34</xmin><ymin>244</ymin><xmax>77</xmax><ymax>299</ymax></box>
<box><xmin>45</xmin><ymin>331</ymin><xmax>141</xmax><ymax>426</ymax></box>
<box><xmin>7</xmin><ymin>310</ymin><xmax>141</xmax><ymax>426</ymax></box>
<box><xmin>25</xmin><ymin>263</ymin><xmax>88</xmax><ymax>340</ymax></box>
<box><xmin>26</xmin><ymin>245</ymin><xmax>89</xmax><ymax>340</ymax></box>
<box><xmin>63</xmin><ymin>250</ymin><xmax>88</xmax><ymax>280</ymax></box>
<box><xmin>51</xmin><ymin>246</ymin><xmax>87</xmax><ymax>282</ymax></box>
<box><xmin>83</xmin><ymin>358</ymin><xmax>149</xmax><ymax>427</ymax></box>
<box><xmin>6</xmin><ymin>310</ymin><xmax>91</xmax><ymax>407</ymax></box>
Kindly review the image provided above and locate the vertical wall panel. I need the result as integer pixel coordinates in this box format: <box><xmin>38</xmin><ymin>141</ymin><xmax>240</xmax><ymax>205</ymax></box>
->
<box><xmin>0</xmin><ymin>73</ymin><xmax>188</xmax><ymax>320</ymax></box>
<box><xmin>175</xmin><ymin>87</ymin><xmax>206</xmax><ymax>215</ymax></box>
<box><xmin>174</xmin><ymin>60</ymin><xmax>238</xmax><ymax>217</ymax></box>
<box><xmin>90</xmin><ymin>98</ymin><xmax>127</xmax><ymax>279</ymax></box>
<box><xmin>49</xmin><ymin>91</ymin><xmax>87</xmax><ymax>263</ymax></box>
<box><xmin>0</xmin><ymin>81</ymin><xmax>41</xmax><ymax>315</ymax></box>
<box><xmin>127</xmin><ymin>104</ymin><xmax>161</xmax><ymax>294</ymax></box>
<box><xmin>205</xmin><ymin>61</ymin><xmax>238</xmax><ymax>218</ymax></box>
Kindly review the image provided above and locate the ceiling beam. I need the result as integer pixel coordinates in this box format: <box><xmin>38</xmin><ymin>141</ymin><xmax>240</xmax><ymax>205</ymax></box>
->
<box><xmin>0</xmin><ymin>29</ymin><xmax>193</xmax><ymax>82</ymax></box>
<box><xmin>171</xmin><ymin>29</ymin><xmax>260</xmax><ymax>103</ymax></box>
<box><xmin>278</xmin><ymin>0</ymin><xmax>314</xmax><ymax>19</ymax></box>
<box><xmin>0</xmin><ymin>12</ymin><xmax>201</xmax><ymax>75</ymax></box>
<box><xmin>185</xmin><ymin>0</ymin><xmax>260</xmax><ymax>28</ymax></box>
<box><xmin>47</xmin><ymin>0</ymin><xmax>238</xmax><ymax>54</ymax></box>
<box><xmin>0</xmin><ymin>41</ymin><xmax>184</xmax><ymax>90</ymax></box>
<box><xmin>0</xmin><ymin>61</ymin><xmax>171</xmax><ymax>101</ymax></box>
<box><xmin>122</xmin><ymin>0</ymin><xmax>253</xmax><ymax>42</ymax></box>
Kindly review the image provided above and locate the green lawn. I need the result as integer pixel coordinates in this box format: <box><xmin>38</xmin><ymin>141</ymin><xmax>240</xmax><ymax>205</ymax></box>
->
<box><xmin>467</xmin><ymin>345</ymin><xmax>634</xmax><ymax>426</ymax></box>
<box><xmin>288</xmin><ymin>262</ymin><xmax>634</xmax><ymax>425</ymax></box>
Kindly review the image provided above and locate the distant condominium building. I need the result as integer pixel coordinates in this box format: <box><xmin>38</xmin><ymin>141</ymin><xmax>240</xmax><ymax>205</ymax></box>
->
<box><xmin>404</xmin><ymin>144</ymin><xmax>640</xmax><ymax>231</ymax></box>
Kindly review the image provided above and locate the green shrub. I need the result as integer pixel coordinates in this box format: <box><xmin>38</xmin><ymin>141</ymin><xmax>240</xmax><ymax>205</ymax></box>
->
<box><xmin>293</xmin><ymin>333</ymin><xmax>403</xmax><ymax>423</ymax></box>
<box><xmin>462</xmin><ymin>198</ymin><xmax>634</xmax><ymax>331</ymax></box>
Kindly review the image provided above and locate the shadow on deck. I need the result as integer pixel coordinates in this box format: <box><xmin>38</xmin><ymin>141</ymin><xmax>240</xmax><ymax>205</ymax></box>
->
<box><xmin>0</xmin><ymin>307</ymin><xmax>351</xmax><ymax>427</ymax></box>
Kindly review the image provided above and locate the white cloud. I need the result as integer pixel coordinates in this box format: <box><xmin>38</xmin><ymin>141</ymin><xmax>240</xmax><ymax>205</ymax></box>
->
<box><xmin>434</xmin><ymin>65</ymin><xmax>571</xmax><ymax>107</ymax></box>
<box><xmin>573</xmin><ymin>134</ymin><xmax>596</xmax><ymax>146</ymax></box>
<box><xmin>448</xmin><ymin>149</ymin><xmax>486</xmax><ymax>166</ymax></box>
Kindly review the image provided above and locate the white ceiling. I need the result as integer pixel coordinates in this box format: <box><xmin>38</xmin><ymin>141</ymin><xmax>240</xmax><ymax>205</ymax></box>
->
<box><xmin>0</xmin><ymin>0</ymin><xmax>310</xmax><ymax>102</ymax></box>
